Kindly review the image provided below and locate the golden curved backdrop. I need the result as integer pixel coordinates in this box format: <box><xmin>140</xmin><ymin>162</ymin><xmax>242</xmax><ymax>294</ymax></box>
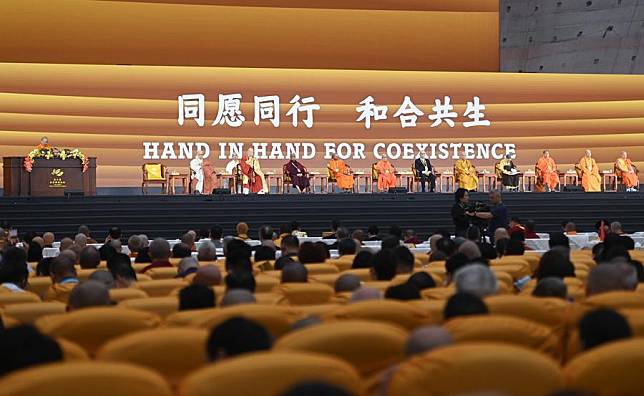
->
<box><xmin>1</xmin><ymin>63</ymin><xmax>643</xmax><ymax>187</ymax></box>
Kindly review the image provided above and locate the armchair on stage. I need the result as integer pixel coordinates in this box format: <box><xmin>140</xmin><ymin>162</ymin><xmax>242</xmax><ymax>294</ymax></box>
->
<box><xmin>141</xmin><ymin>163</ymin><xmax>168</xmax><ymax>195</ymax></box>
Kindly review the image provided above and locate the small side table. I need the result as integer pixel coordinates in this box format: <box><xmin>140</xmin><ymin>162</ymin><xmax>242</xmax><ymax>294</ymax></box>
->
<box><xmin>440</xmin><ymin>172</ymin><xmax>455</xmax><ymax>193</ymax></box>
<box><xmin>353</xmin><ymin>172</ymin><xmax>371</xmax><ymax>193</ymax></box>
<box><xmin>563</xmin><ymin>172</ymin><xmax>578</xmax><ymax>188</ymax></box>
<box><xmin>168</xmin><ymin>173</ymin><xmax>190</xmax><ymax>195</ymax></box>
<box><xmin>522</xmin><ymin>172</ymin><xmax>536</xmax><ymax>192</ymax></box>
<box><xmin>397</xmin><ymin>173</ymin><xmax>414</xmax><ymax>192</ymax></box>
<box><xmin>603</xmin><ymin>172</ymin><xmax>617</xmax><ymax>192</ymax></box>
<box><xmin>265</xmin><ymin>172</ymin><xmax>282</xmax><ymax>194</ymax></box>
<box><xmin>480</xmin><ymin>172</ymin><xmax>497</xmax><ymax>192</ymax></box>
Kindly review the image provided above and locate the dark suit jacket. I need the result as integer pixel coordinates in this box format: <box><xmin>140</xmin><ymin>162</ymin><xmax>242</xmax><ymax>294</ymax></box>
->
<box><xmin>414</xmin><ymin>158</ymin><xmax>433</xmax><ymax>176</ymax></box>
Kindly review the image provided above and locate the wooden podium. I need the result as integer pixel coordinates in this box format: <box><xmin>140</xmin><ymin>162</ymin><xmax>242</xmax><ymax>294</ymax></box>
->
<box><xmin>3</xmin><ymin>157</ymin><xmax>97</xmax><ymax>197</ymax></box>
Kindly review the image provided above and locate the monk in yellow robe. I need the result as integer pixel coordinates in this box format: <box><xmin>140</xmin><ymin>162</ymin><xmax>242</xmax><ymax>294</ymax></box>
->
<box><xmin>454</xmin><ymin>155</ymin><xmax>478</xmax><ymax>191</ymax></box>
<box><xmin>327</xmin><ymin>154</ymin><xmax>354</xmax><ymax>192</ymax></box>
<box><xmin>375</xmin><ymin>157</ymin><xmax>397</xmax><ymax>191</ymax></box>
<box><xmin>616</xmin><ymin>151</ymin><xmax>639</xmax><ymax>191</ymax></box>
<box><xmin>578</xmin><ymin>149</ymin><xmax>601</xmax><ymax>192</ymax></box>
<box><xmin>536</xmin><ymin>150</ymin><xmax>559</xmax><ymax>192</ymax></box>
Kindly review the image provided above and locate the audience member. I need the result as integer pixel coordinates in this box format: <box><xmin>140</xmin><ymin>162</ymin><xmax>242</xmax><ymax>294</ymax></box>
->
<box><xmin>352</xmin><ymin>250</ymin><xmax>374</xmax><ymax>269</ymax></box>
<box><xmin>44</xmin><ymin>254</ymin><xmax>79</xmax><ymax>302</ymax></box>
<box><xmin>127</xmin><ymin>235</ymin><xmax>143</xmax><ymax>258</ymax></box>
<box><xmin>0</xmin><ymin>325</ymin><xmax>62</xmax><ymax>376</ymax></box>
<box><xmin>385</xmin><ymin>283</ymin><xmax>420</xmax><ymax>301</ymax></box>
<box><xmin>177</xmin><ymin>257</ymin><xmax>199</xmax><ymax>278</ymax></box>
<box><xmin>140</xmin><ymin>238</ymin><xmax>173</xmax><ymax>273</ymax></box>
<box><xmin>0</xmin><ymin>247</ymin><xmax>29</xmax><ymax>292</ymax></box>
<box><xmin>67</xmin><ymin>280</ymin><xmax>111</xmax><ymax>311</ymax></box>
<box><xmin>586</xmin><ymin>263</ymin><xmax>637</xmax><ymax>296</ymax></box>
<box><xmin>179</xmin><ymin>284</ymin><xmax>216</xmax><ymax>310</ymax></box>
<box><xmin>192</xmin><ymin>265</ymin><xmax>222</xmax><ymax>287</ymax></box>
<box><xmin>334</xmin><ymin>274</ymin><xmax>361</xmax><ymax>293</ymax></box>
<box><xmin>78</xmin><ymin>246</ymin><xmax>101</xmax><ymax>269</ymax></box>
<box><xmin>206</xmin><ymin>317</ymin><xmax>271</xmax><ymax>361</ymax></box>
<box><xmin>220</xmin><ymin>289</ymin><xmax>256</xmax><ymax>307</ymax></box>
<box><xmin>225</xmin><ymin>271</ymin><xmax>256</xmax><ymax>293</ymax></box>
<box><xmin>172</xmin><ymin>242</ymin><xmax>192</xmax><ymax>259</ymax></box>
<box><xmin>236</xmin><ymin>222</ymin><xmax>250</xmax><ymax>240</ymax></box>
<box><xmin>337</xmin><ymin>238</ymin><xmax>358</xmax><ymax>257</ymax></box>
<box><xmin>532</xmin><ymin>277</ymin><xmax>568</xmax><ymax>299</ymax></box>
<box><xmin>579</xmin><ymin>309</ymin><xmax>632</xmax><ymax>351</ymax></box>
<box><xmin>88</xmin><ymin>270</ymin><xmax>115</xmax><ymax>289</ymax></box>
<box><xmin>209</xmin><ymin>226</ymin><xmax>224</xmax><ymax>248</ymax></box>
<box><xmin>349</xmin><ymin>287</ymin><xmax>382</xmax><ymax>302</ymax></box>
<box><xmin>298</xmin><ymin>242</ymin><xmax>327</xmax><ymax>264</ymax></box>
<box><xmin>524</xmin><ymin>220</ymin><xmax>539</xmax><ymax>239</ymax></box>
<box><xmin>454</xmin><ymin>264</ymin><xmax>498</xmax><ymax>298</ymax></box>
<box><xmin>371</xmin><ymin>250</ymin><xmax>396</xmax><ymax>281</ymax></box>
<box><xmin>197</xmin><ymin>241</ymin><xmax>217</xmax><ymax>262</ymax></box>
<box><xmin>380</xmin><ymin>236</ymin><xmax>401</xmax><ymax>252</ymax></box>
<box><xmin>281</xmin><ymin>383</ymin><xmax>352</xmax><ymax>396</ymax></box>
<box><xmin>457</xmin><ymin>240</ymin><xmax>482</xmax><ymax>261</ymax></box>
<box><xmin>392</xmin><ymin>245</ymin><xmax>415</xmax><ymax>274</ymax></box>
<box><xmin>535</xmin><ymin>250</ymin><xmax>575</xmax><ymax>280</ymax></box>
<box><xmin>281</xmin><ymin>262</ymin><xmax>308</xmax><ymax>283</ymax></box>
<box><xmin>404</xmin><ymin>326</ymin><xmax>453</xmax><ymax>357</ymax></box>
<box><xmin>280</xmin><ymin>235</ymin><xmax>300</xmax><ymax>258</ymax></box>
<box><xmin>443</xmin><ymin>292</ymin><xmax>489</xmax><ymax>320</ymax></box>
<box><xmin>406</xmin><ymin>272</ymin><xmax>436</xmax><ymax>290</ymax></box>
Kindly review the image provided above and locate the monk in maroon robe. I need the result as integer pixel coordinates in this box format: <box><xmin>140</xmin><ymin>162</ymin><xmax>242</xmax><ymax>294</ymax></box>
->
<box><xmin>285</xmin><ymin>156</ymin><xmax>310</xmax><ymax>193</ymax></box>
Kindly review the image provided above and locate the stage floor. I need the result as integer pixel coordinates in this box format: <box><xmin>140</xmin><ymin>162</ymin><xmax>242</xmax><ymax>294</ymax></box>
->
<box><xmin>1</xmin><ymin>192</ymin><xmax>643</xmax><ymax>240</ymax></box>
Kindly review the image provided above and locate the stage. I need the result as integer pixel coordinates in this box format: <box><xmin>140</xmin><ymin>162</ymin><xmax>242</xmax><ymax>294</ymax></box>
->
<box><xmin>1</xmin><ymin>192</ymin><xmax>643</xmax><ymax>240</ymax></box>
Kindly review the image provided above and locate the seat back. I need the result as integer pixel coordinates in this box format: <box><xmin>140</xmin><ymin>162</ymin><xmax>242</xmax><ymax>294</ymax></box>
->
<box><xmin>178</xmin><ymin>351</ymin><xmax>361</xmax><ymax>396</ymax></box>
<box><xmin>443</xmin><ymin>314</ymin><xmax>562</xmax><ymax>359</ymax></box>
<box><xmin>387</xmin><ymin>343</ymin><xmax>564</xmax><ymax>396</ymax></box>
<box><xmin>0</xmin><ymin>291</ymin><xmax>41</xmax><ymax>307</ymax></box>
<box><xmin>97</xmin><ymin>328</ymin><xmax>209</xmax><ymax>387</ymax></box>
<box><xmin>26</xmin><ymin>277</ymin><xmax>52</xmax><ymax>296</ymax></box>
<box><xmin>143</xmin><ymin>163</ymin><xmax>166</xmax><ymax>181</ymax></box>
<box><xmin>564</xmin><ymin>339</ymin><xmax>644</xmax><ymax>396</ymax></box>
<box><xmin>117</xmin><ymin>297</ymin><xmax>179</xmax><ymax>319</ymax></box>
<box><xmin>310</xmin><ymin>273</ymin><xmax>341</xmax><ymax>288</ymax></box>
<box><xmin>484</xmin><ymin>295</ymin><xmax>569</xmax><ymax>329</ymax></box>
<box><xmin>35</xmin><ymin>307</ymin><xmax>162</xmax><ymax>355</ymax></box>
<box><xmin>323</xmin><ymin>300</ymin><xmax>432</xmax><ymax>330</ymax></box>
<box><xmin>190</xmin><ymin>305</ymin><xmax>300</xmax><ymax>338</ymax></box>
<box><xmin>0</xmin><ymin>361</ymin><xmax>172</xmax><ymax>396</ymax></box>
<box><xmin>282</xmin><ymin>163</ymin><xmax>291</xmax><ymax>184</ymax></box>
<box><xmin>147</xmin><ymin>267</ymin><xmax>179</xmax><ymax>280</ymax></box>
<box><xmin>109</xmin><ymin>288</ymin><xmax>149</xmax><ymax>303</ymax></box>
<box><xmin>254</xmin><ymin>274</ymin><xmax>280</xmax><ymax>293</ymax></box>
<box><xmin>273</xmin><ymin>283</ymin><xmax>334</xmax><ymax>305</ymax></box>
<box><xmin>274</xmin><ymin>320</ymin><xmax>407</xmax><ymax>376</ymax></box>
<box><xmin>582</xmin><ymin>290</ymin><xmax>644</xmax><ymax>310</ymax></box>
<box><xmin>303</xmin><ymin>263</ymin><xmax>339</xmax><ymax>275</ymax></box>
<box><xmin>2</xmin><ymin>302</ymin><xmax>66</xmax><ymax>324</ymax></box>
<box><xmin>136</xmin><ymin>279</ymin><xmax>186</xmax><ymax>297</ymax></box>
<box><xmin>57</xmin><ymin>337</ymin><xmax>90</xmax><ymax>361</ymax></box>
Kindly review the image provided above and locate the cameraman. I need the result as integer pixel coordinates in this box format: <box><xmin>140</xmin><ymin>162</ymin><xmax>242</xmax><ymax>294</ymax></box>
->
<box><xmin>451</xmin><ymin>188</ymin><xmax>475</xmax><ymax>237</ymax></box>
<box><xmin>472</xmin><ymin>190</ymin><xmax>509</xmax><ymax>242</ymax></box>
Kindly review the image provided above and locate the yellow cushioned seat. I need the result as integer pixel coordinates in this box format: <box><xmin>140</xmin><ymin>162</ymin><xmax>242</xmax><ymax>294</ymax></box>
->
<box><xmin>328</xmin><ymin>255</ymin><xmax>355</xmax><ymax>272</ymax></box>
<box><xmin>132</xmin><ymin>263</ymin><xmax>150</xmax><ymax>273</ymax></box>
<box><xmin>582</xmin><ymin>290</ymin><xmax>644</xmax><ymax>310</ymax></box>
<box><xmin>413</xmin><ymin>268</ymin><xmax>446</xmax><ymax>285</ymax></box>
<box><xmin>136</xmin><ymin>279</ymin><xmax>186</xmax><ymax>297</ymax></box>
<box><xmin>564</xmin><ymin>339</ymin><xmax>644</xmax><ymax>396</ymax></box>
<box><xmin>254</xmin><ymin>274</ymin><xmax>280</xmax><ymax>293</ymax></box>
<box><xmin>303</xmin><ymin>263</ymin><xmax>340</xmax><ymax>275</ymax></box>
<box><xmin>273</xmin><ymin>283</ymin><xmax>334</xmax><ymax>305</ymax></box>
<box><xmin>291</xmin><ymin>303</ymin><xmax>341</xmax><ymax>318</ymax></box>
<box><xmin>26</xmin><ymin>277</ymin><xmax>52</xmax><ymax>297</ymax></box>
<box><xmin>485</xmin><ymin>295</ymin><xmax>570</xmax><ymax>329</ymax></box>
<box><xmin>0</xmin><ymin>361</ymin><xmax>172</xmax><ymax>396</ymax></box>
<box><xmin>118</xmin><ymin>297</ymin><xmax>179</xmax><ymax>319</ymax></box>
<box><xmin>35</xmin><ymin>307</ymin><xmax>162</xmax><ymax>355</ymax></box>
<box><xmin>143</xmin><ymin>163</ymin><xmax>165</xmax><ymax>181</ymax></box>
<box><xmin>186</xmin><ymin>305</ymin><xmax>300</xmax><ymax>338</ymax></box>
<box><xmin>254</xmin><ymin>292</ymin><xmax>283</xmax><ymax>305</ymax></box>
<box><xmin>323</xmin><ymin>300</ymin><xmax>432</xmax><ymax>330</ymax></box>
<box><xmin>109</xmin><ymin>287</ymin><xmax>149</xmax><ymax>303</ymax></box>
<box><xmin>310</xmin><ymin>273</ymin><xmax>341</xmax><ymax>288</ymax></box>
<box><xmin>421</xmin><ymin>286</ymin><xmax>455</xmax><ymax>300</ymax></box>
<box><xmin>488</xmin><ymin>263</ymin><xmax>531</xmax><ymax>279</ymax></box>
<box><xmin>0</xmin><ymin>291</ymin><xmax>41</xmax><ymax>306</ymax></box>
<box><xmin>77</xmin><ymin>268</ymin><xmax>98</xmax><ymax>282</ymax></box>
<box><xmin>57</xmin><ymin>337</ymin><xmax>90</xmax><ymax>361</ymax></box>
<box><xmin>43</xmin><ymin>282</ymin><xmax>78</xmax><ymax>303</ymax></box>
<box><xmin>274</xmin><ymin>320</ymin><xmax>407</xmax><ymax>376</ymax></box>
<box><xmin>488</xmin><ymin>269</ymin><xmax>515</xmax><ymax>290</ymax></box>
<box><xmin>387</xmin><ymin>343</ymin><xmax>564</xmax><ymax>396</ymax></box>
<box><xmin>443</xmin><ymin>314</ymin><xmax>562</xmax><ymax>359</ymax></box>
<box><xmin>164</xmin><ymin>308</ymin><xmax>217</xmax><ymax>327</ymax></box>
<box><xmin>97</xmin><ymin>328</ymin><xmax>209</xmax><ymax>387</ymax></box>
<box><xmin>520</xmin><ymin>253</ymin><xmax>541</xmax><ymax>272</ymax></box>
<box><xmin>147</xmin><ymin>267</ymin><xmax>179</xmax><ymax>280</ymax></box>
<box><xmin>178</xmin><ymin>351</ymin><xmax>361</xmax><ymax>396</ymax></box>
<box><xmin>361</xmin><ymin>281</ymin><xmax>391</xmax><ymax>291</ymax></box>
<box><xmin>408</xmin><ymin>300</ymin><xmax>446</xmax><ymax>324</ymax></box>
<box><xmin>2</xmin><ymin>302</ymin><xmax>66</xmax><ymax>324</ymax></box>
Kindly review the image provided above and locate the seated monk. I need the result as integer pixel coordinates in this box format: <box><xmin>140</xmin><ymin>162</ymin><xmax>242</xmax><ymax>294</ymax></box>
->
<box><xmin>615</xmin><ymin>151</ymin><xmax>639</xmax><ymax>192</ymax></box>
<box><xmin>577</xmin><ymin>149</ymin><xmax>601</xmax><ymax>192</ymax></box>
<box><xmin>454</xmin><ymin>150</ymin><xmax>478</xmax><ymax>191</ymax></box>
<box><xmin>284</xmin><ymin>155</ymin><xmax>310</xmax><ymax>193</ymax></box>
<box><xmin>240</xmin><ymin>148</ymin><xmax>268</xmax><ymax>194</ymax></box>
<box><xmin>327</xmin><ymin>154</ymin><xmax>354</xmax><ymax>192</ymax></box>
<box><xmin>375</xmin><ymin>156</ymin><xmax>397</xmax><ymax>192</ymax></box>
<box><xmin>37</xmin><ymin>136</ymin><xmax>50</xmax><ymax>151</ymax></box>
<box><xmin>536</xmin><ymin>150</ymin><xmax>559</xmax><ymax>192</ymax></box>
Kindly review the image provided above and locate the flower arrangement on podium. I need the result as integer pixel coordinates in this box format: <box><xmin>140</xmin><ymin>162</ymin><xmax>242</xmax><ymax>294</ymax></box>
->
<box><xmin>23</xmin><ymin>147</ymin><xmax>90</xmax><ymax>173</ymax></box>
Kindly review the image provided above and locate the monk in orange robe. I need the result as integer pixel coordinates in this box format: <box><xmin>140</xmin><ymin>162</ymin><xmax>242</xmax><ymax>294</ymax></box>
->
<box><xmin>375</xmin><ymin>156</ymin><xmax>397</xmax><ymax>192</ymax></box>
<box><xmin>37</xmin><ymin>136</ymin><xmax>50</xmax><ymax>151</ymax></box>
<box><xmin>616</xmin><ymin>151</ymin><xmax>639</xmax><ymax>192</ymax></box>
<box><xmin>536</xmin><ymin>150</ymin><xmax>559</xmax><ymax>192</ymax></box>
<box><xmin>327</xmin><ymin>154</ymin><xmax>354</xmax><ymax>192</ymax></box>
<box><xmin>577</xmin><ymin>149</ymin><xmax>601</xmax><ymax>192</ymax></box>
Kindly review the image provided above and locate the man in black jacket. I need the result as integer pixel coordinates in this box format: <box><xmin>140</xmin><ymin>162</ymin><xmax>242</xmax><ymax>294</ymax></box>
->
<box><xmin>414</xmin><ymin>152</ymin><xmax>436</xmax><ymax>192</ymax></box>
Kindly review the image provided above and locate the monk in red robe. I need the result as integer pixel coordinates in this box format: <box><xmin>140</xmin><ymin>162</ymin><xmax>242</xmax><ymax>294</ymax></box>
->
<box><xmin>37</xmin><ymin>136</ymin><xmax>50</xmax><ymax>151</ymax></box>
<box><xmin>536</xmin><ymin>150</ymin><xmax>559</xmax><ymax>192</ymax></box>
<box><xmin>375</xmin><ymin>156</ymin><xmax>397</xmax><ymax>192</ymax></box>
<box><xmin>240</xmin><ymin>148</ymin><xmax>268</xmax><ymax>194</ymax></box>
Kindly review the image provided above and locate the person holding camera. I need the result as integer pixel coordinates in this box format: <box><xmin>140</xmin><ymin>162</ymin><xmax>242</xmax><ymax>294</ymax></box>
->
<box><xmin>472</xmin><ymin>190</ymin><xmax>509</xmax><ymax>242</ymax></box>
<box><xmin>451</xmin><ymin>188</ymin><xmax>475</xmax><ymax>237</ymax></box>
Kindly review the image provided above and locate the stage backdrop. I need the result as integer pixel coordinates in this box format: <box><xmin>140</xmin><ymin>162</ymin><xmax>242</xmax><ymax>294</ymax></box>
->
<box><xmin>1</xmin><ymin>63</ymin><xmax>644</xmax><ymax>187</ymax></box>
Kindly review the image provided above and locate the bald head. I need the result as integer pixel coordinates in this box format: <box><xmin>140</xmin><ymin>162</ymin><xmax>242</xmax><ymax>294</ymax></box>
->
<box><xmin>67</xmin><ymin>281</ymin><xmax>111</xmax><ymax>311</ymax></box>
<box><xmin>334</xmin><ymin>274</ymin><xmax>361</xmax><ymax>293</ymax></box>
<box><xmin>51</xmin><ymin>254</ymin><xmax>76</xmax><ymax>282</ymax></box>
<box><xmin>192</xmin><ymin>265</ymin><xmax>222</xmax><ymax>286</ymax></box>
<box><xmin>349</xmin><ymin>287</ymin><xmax>382</xmax><ymax>303</ymax></box>
<box><xmin>88</xmin><ymin>270</ymin><xmax>115</xmax><ymax>289</ymax></box>
<box><xmin>458</xmin><ymin>241</ymin><xmax>482</xmax><ymax>261</ymax></box>
<box><xmin>149</xmin><ymin>238</ymin><xmax>171</xmax><ymax>260</ymax></box>
<box><xmin>59</xmin><ymin>237</ymin><xmax>74</xmax><ymax>252</ymax></box>
<box><xmin>31</xmin><ymin>236</ymin><xmax>44</xmax><ymax>249</ymax></box>
<box><xmin>43</xmin><ymin>232</ymin><xmax>55</xmax><ymax>246</ymax></box>
<box><xmin>493</xmin><ymin>228</ymin><xmax>509</xmax><ymax>243</ymax></box>
<box><xmin>405</xmin><ymin>326</ymin><xmax>453</xmax><ymax>357</ymax></box>
<box><xmin>220</xmin><ymin>289</ymin><xmax>256</xmax><ymax>307</ymax></box>
<box><xmin>586</xmin><ymin>263</ymin><xmax>637</xmax><ymax>296</ymax></box>
<box><xmin>74</xmin><ymin>233</ymin><xmax>87</xmax><ymax>248</ymax></box>
<box><xmin>281</xmin><ymin>262</ymin><xmax>308</xmax><ymax>283</ymax></box>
